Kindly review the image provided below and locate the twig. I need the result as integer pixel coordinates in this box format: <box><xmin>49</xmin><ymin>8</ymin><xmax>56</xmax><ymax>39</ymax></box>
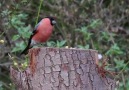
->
<box><xmin>115</xmin><ymin>60</ymin><xmax>129</xmax><ymax>77</ymax></box>
<box><xmin>35</xmin><ymin>0</ymin><xmax>44</xmax><ymax>25</ymax></box>
<box><xmin>0</xmin><ymin>28</ymin><xmax>11</xmax><ymax>46</ymax></box>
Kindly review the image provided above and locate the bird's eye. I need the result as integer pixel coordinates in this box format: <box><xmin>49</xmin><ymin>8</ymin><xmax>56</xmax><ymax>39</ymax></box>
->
<box><xmin>52</xmin><ymin>20</ymin><xmax>56</xmax><ymax>25</ymax></box>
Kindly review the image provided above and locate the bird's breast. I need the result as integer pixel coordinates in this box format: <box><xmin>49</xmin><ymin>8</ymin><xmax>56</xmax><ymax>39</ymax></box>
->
<box><xmin>32</xmin><ymin>28</ymin><xmax>53</xmax><ymax>43</ymax></box>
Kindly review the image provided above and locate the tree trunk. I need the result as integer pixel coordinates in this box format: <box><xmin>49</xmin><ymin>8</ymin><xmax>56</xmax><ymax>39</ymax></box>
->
<box><xmin>10</xmin><ymin>47</ymin><xmax>116</xmax><ymax>90</ymax></box>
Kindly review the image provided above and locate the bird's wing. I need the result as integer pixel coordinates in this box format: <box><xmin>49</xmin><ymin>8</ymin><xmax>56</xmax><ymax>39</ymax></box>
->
<box><xmin>20</xmin><ymin>21</ymin><xmax>41</xmax><ymax>55</ymax></box>
<box><xmin>32</xmin><ymin>21</ymin><xmax>41</xmax><ymax>34</ymax></box>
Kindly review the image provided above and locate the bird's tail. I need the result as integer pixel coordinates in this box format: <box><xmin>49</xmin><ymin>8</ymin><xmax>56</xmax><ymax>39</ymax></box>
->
<box><xmin>20</xmin><ymin>36</ymin><xmax>33</xmax><ymax>55</ymax></box>
<box><xmin>20</xmin><ymin>45</ymin><xmax>31</xmax><ymax>55</ymax></box>
<box><xmin>20</xmin><ymin>32</ymin><xmax>36</xmax><ymax>55</ymax></box>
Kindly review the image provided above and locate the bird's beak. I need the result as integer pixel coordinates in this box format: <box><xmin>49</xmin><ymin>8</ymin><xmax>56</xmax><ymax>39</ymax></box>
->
<box><xmin>52</xmin><ymin>20</ymin><xmax>56</xmax><ymax>25</ymax></box>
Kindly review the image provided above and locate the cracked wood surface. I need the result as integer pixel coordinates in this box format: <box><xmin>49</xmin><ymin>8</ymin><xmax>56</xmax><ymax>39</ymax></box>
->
<box><xmin>10</xmin><ymin>47</ymin><xmax>116</xmax><ymax>90</ymax></box>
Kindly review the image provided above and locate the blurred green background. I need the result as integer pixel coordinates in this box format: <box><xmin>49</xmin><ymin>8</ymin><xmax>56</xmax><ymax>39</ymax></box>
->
<box><xmin>0</xmin><ymin>0</ymin><xmax>129</xmax><ymax>90</ymax></box>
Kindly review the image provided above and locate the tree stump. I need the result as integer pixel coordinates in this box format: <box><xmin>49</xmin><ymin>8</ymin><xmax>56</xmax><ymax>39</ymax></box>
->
<box><xmin>10</xmin><ymin>47</ymin><xmax>116</xmax><ymax>90</ymax></box>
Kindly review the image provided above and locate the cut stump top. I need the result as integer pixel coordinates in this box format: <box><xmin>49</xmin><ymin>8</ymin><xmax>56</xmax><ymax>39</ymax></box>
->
<box><xmin>10</xmin><ymin>47</ymin><xmax>116</xmax><ymax>90</ymax></box>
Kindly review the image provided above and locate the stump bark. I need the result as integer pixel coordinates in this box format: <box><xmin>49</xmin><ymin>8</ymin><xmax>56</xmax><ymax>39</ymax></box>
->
<box><xmin>10</xmin><ymin>47</ymin><xmax>116</xmax><ymax>90</ymax></box>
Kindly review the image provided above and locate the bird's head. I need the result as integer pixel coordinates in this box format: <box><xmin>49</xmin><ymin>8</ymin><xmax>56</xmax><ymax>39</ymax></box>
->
<box><xmin>44</xmin><ymin>17</ymin><xmax>56</xmax><ymax>26</ymax></box>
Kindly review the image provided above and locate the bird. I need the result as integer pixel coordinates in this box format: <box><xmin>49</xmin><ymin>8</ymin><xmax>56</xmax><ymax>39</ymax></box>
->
<box><xmin>21</xmin><ymin>17</ymin><xmax>56</xmax><ymax>55</ymax></box>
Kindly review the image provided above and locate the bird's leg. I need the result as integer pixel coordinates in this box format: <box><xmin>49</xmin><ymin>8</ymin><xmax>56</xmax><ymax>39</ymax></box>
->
<box><xmin>31</xmin><ymin>40</ymin><xmax>43</xmax><ymax>48</ymax></box>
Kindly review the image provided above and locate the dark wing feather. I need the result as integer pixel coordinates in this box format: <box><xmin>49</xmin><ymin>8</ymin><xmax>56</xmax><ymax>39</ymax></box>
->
<box><xmin>20</xmin><ymin>22</ymin><xmax>41</xmax><ymax>55</ymax></box>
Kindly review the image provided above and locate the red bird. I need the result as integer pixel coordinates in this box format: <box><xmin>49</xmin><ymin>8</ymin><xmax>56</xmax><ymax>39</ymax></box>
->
<box><xmin>21</xmin><ymin>17</ymin><xmax>56</xmax><ymax>54</ymax></box>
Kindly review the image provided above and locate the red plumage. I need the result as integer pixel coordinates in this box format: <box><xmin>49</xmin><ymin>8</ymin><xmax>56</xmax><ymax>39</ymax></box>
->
<box><xmin>21</xmin><ymin>17</ymin><xmax>56</xmax><ymax>54</ymax></box>
<box><xmin>32</xmin><ymin>18</ymin><xmax>53</xmax><ymax>42</ymax></box>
